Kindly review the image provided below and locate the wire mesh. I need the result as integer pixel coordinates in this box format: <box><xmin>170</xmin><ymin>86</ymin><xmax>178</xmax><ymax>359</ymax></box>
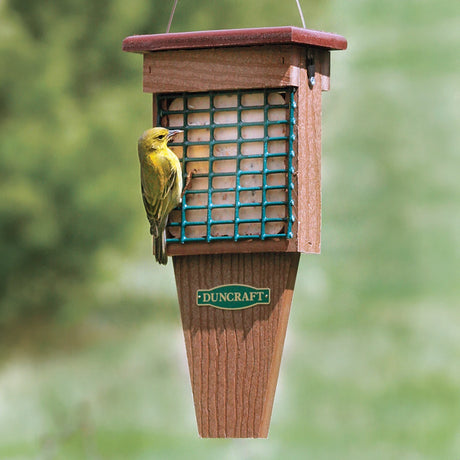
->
<box><xmin>158</xmin><ymin>88</ymin><xmax>296</xmax><ymax>243</ymax></box>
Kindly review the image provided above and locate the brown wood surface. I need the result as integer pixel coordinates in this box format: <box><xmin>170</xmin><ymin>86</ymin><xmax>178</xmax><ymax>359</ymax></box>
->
<box><xmin>167</xmin><ymin>238</ymin><xmax>297</xmax><ymax>257</ymax></box>
<box><xmin>151</xmin><ymin>93</ymin><xmax>158</xmax><ymax>130</ymax></box>
<box><xmin>143</xmin><ymin>45</ymin><xmax>302</xmax><ymax>93</ymax></box>
<box><xmin>295</xmin><ymin>48</ymin><xmax>323</xmax><ymax>253</ymax></box>
<box><xmin>173</xmin><ymin>252</ymin><xmax>300</xmax><ymax>438</ymax></box>
<box><xmin>123</xmin><ymin>26</ymin><xmax>347</xmax><ymax>53</ymax></box>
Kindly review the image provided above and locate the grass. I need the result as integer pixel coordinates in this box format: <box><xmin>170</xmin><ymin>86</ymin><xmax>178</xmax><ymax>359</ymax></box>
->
<box><xmin>1</xmin><ymin>0</ymin><xmax>459</xmax><ymax>458</ymax></box>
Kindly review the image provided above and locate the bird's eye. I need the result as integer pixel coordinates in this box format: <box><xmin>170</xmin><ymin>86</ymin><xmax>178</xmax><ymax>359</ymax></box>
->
<box><xmin>158</xmin><ymin>134</ymin><xmax>165</xmax><ymax>140</ymax></box>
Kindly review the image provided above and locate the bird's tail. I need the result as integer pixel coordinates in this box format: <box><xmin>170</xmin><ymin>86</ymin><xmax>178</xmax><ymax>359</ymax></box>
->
<box><xmin>153</xmin><ymin>229</ymin><xmax>167</xmax><ymax>265</ymax></box>
<box><xmin>149</xmin><ymin>220</ymin><xmax>159</xmax><ymax>238</ymax></box>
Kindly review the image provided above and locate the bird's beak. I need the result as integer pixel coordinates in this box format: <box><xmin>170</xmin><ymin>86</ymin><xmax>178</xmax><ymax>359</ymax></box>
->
<box><xmin>167</xmin><ymin>129</ymin><xmax>183</xmax><ymax>141</ymax></box>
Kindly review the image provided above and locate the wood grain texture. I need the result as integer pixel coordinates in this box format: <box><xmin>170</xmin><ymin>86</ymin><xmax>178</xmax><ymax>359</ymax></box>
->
<box><xmin>173</xmin><ymin>252</ymin><xmax>300</xmax><ymax>438</ymax></box>
<box><xmin>151</xmin><ymin>93</ymin><xmax>158</xmax><ymax>128</ymax></box>
<box><xmin>123</xmin><ymin>26</ymin><xmax>347</xmax><ymax>53</ymax></box>
<box><xmin>167</xmin><ymin>238</ymin><xmax>297</xmax><ymax>257</ymax></box>
<box><xmin>143</xmin><ymin>45</ymin><xmax>302</xmax><ymax>93</ymax></box>
<box><xmin>295</xmin><ymin>48</ymin><xmax>323</xmax><ymax>253</ymax></box>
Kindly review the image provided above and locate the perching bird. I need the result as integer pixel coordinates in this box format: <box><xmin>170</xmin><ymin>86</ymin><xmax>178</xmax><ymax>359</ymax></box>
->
<box><xmin>138</xmin><ymin>127</ymin><xmax>183</xmax><ymax>265</ymax></box>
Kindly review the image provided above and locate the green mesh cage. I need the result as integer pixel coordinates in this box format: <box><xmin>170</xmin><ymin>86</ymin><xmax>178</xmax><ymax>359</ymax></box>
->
<box><xmin>158</xmin><ymin>88</ymin><xmax>296</xmax><ymax>243</ymax></box>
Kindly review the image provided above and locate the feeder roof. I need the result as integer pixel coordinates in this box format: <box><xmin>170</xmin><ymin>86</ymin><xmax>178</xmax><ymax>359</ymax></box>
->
<box><xmin>122</xmin><ymin>26</ymin><xmax>347</xmax><ymax>53</ymax></box>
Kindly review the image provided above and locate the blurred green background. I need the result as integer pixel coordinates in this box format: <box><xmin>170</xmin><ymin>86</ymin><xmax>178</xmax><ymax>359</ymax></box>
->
<box><xmin>0</xmin><ymin>0</ymin><xmax>459</xmax><ymax>458</ymax></box>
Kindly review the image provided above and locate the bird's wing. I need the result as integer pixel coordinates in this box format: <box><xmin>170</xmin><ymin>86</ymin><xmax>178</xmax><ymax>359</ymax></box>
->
<box><xmin>160</xmin><ymin>163</ymin><xmax>178</xmax><ymax>201</ymax></box>
<box><xmin>140</xmin><ymin>154</ymin><xmax>178</xmax><ymax>224</ymax></box>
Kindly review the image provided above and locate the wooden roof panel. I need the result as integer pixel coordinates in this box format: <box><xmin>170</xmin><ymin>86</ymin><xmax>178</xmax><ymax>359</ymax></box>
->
<box><xmin>122</xmin><ymin>26</ymin><xmax>347</xmax><ymax>53</ymax></box>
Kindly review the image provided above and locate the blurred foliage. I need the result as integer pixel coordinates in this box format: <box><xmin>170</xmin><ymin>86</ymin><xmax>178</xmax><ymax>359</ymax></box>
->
<box><xmin>321</xmin><ymin>0</ymin><xmax>459</xmax><ymax>306</ymax></box>
<box><xmin>0</xmin><ymin>0</ymin><xmax>325</xmax><ymax>327</ymax></box>
<box><xmin>0</xmin><ymin>0</ymin><xmax>135</xmax><ymax>325</ymax></box>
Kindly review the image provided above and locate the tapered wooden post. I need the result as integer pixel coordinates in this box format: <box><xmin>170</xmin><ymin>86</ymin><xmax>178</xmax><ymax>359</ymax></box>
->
<box><xmin>174</xmin><ymin>253</ymin><xmax>299</xmax><ymax>437</ymax></box>
<box><xmin>123</xmin><ymin>26</ymin><xmax>347</xmax><ymax>438</ymax></box>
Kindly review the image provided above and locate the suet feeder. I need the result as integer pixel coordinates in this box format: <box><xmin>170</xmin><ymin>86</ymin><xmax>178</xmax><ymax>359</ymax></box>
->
<box><xmin>123</xmin><ymin>26</ymin><xmax>347</xmax><ymax>438</ymax></box>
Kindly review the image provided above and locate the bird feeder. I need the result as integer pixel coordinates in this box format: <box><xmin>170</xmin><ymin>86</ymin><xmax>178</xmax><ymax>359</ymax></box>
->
<box><xmin>122</xmin><ymin>26</ymin><xmax>347</xmax><ymax>438</ymax></box>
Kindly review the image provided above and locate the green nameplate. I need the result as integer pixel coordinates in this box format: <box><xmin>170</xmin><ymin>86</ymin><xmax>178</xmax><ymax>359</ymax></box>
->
<box><xmin>196</xmin><ymin>284</ymin><xmax>270</xmax><ymax>310</ymax></box>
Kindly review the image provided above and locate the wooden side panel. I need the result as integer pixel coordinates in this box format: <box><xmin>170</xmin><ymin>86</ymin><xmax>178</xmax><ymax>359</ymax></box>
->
<box><xmin>320</xmin><ymin>50</ymin><xmax>331</xmax><ymax>91</ymax></box>
<box><xmin>173</xmin><ymin>252</ymin><xmax>300</xmax><ymax>438</ymax></box>
<box><xmin>151</xmin><ymin>93</ymin><xmax>158</xmax><ymax>126</ymax></box>
<box><xmin>296</xmin><ymin>48</ymin><xmax>322</xmax><ymax>254</ymax></box>
<box><xmin>143</xmin><ymin>45</ymin><xmax>302</xmax><ymax>93</ymax></box>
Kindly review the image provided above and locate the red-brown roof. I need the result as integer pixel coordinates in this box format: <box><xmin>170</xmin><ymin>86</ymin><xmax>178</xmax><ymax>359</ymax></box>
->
<box><xmin>122</xmin><ymin>26</ymin><xmax>347</xmax><ymax>53</ymax></box>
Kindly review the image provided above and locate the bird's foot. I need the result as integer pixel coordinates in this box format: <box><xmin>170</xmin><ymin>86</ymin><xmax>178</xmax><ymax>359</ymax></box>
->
<box><xmin>181</xmin><ymin>169</ymin><xmax>196</xmax><ymax>198</ymax></box>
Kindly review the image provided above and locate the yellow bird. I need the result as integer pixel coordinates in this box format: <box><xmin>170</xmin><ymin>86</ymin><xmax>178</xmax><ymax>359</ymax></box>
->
<box><xmin>138</xmin><ymin>127</ymin><xmax>183</xmax><ymax>265</ymax></box>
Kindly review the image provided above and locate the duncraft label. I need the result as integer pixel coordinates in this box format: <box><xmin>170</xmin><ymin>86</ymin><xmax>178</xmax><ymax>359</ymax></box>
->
<box><xmin>196</xmin><ymin>284</ymin><xmax>270</xmax><ymax>310</ymax></box>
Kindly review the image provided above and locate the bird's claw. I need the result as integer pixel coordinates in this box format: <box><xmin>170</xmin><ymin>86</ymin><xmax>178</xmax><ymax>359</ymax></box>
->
<box><xmin>182</xmin><ymin>169</ymin><xmax>196</xmax><ymax>198</ymax></box>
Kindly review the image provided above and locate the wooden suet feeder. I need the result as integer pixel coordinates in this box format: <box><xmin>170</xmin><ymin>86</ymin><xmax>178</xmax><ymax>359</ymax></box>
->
<box><xmin>123</xmin><ymin>26</ymin><xmax>347</xmax><ymax>438</ymax></box>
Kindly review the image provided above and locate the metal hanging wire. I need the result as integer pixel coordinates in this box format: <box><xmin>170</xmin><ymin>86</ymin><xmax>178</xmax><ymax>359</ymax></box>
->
<box><xmin>166</xmin><ymin>0</ymin><xmax>306</xmax><ymax>33</ymax></box>
<box><xmin>295</xmin><ymin>0</ymin><xmax>307</xmax><ymax>28</ymax></box>
<box><xmin>166</xmin><ymin>0</ymin><xmax>179</xmax><ymax>33</ymax></box>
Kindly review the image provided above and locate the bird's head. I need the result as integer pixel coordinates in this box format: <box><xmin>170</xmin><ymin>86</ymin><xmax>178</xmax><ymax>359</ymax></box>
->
<box><xmin>138</xmin><ymin>127</ymin><xmax>183</xmax><ymax>156</ymax></box>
